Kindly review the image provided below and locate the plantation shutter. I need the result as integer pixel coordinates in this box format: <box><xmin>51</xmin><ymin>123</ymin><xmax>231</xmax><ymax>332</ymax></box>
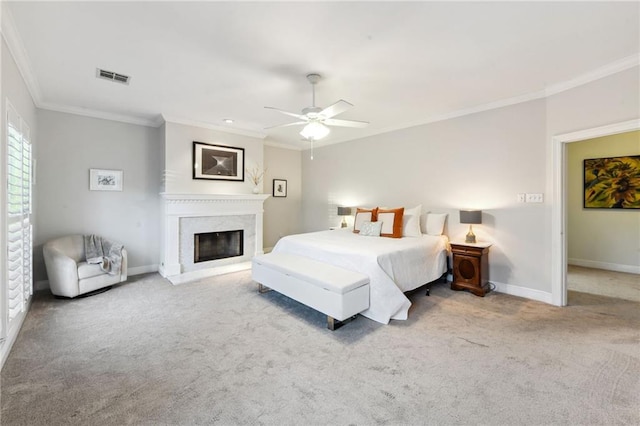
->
<box><xmin>6</xmin><ymin>103</ymin><xmax>32</xmax><ymax>323</ymax></box>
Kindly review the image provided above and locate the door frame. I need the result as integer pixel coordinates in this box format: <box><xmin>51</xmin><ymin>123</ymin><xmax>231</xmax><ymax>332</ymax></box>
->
<box><xmin>550</xmin><ymin>118</ymin><xmax>640</xmax><ymax>306</ymax></box>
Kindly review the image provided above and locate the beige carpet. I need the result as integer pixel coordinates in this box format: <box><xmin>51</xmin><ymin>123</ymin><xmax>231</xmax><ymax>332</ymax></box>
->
<box><xmin>1</xmin><ymin>271</ymin><xmax>639</xmax><ymax>425</ymax></box>
<box><xmin>568</xmin><ymin>265</ymin><xmax>640</xmax><ymax>302</ymax></box>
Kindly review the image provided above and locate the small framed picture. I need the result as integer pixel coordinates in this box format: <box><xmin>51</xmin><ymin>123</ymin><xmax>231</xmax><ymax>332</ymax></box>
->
<box><xmin>273</xmin><ymin>179</ymin><xmax>287</xmax><ymax>197</ymax></box>
<box><xmin>90</xmin><ymin>169</ymin><xmax>123</xmax><ymax>191</ymax></box>
<box><xmin>193</xmin><ymin>141</ymin><xmax>245</xmax><ymax>181</ymax></box>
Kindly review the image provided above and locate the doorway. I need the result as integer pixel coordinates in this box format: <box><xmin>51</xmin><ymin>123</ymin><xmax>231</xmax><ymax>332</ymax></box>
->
<box><xmin>551</xmin><ymin>119</ymin><xmax>640</xmax><ymax>306</ymax></box>
<box><xmin>566</xmin><ymin>131</ymin><xmax>640</xmax><ymax>302</ymax></box>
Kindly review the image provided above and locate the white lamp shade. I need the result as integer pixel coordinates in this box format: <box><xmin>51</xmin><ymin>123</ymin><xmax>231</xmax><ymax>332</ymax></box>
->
<box><xmin>300</xmin><ymin>122</ymin><xmax>330</xmax><ymax>140</ymax></box>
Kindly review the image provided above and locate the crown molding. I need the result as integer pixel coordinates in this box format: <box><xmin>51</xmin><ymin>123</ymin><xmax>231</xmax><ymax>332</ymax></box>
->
<box><xmin>160</xmin><ymin>114</ymin><xmax>266</xmax><ymax>140</ymax></box>
<box><xmin>263</xmin><ymin>139</ymin><xmax>303</xmax><ymax>151</ymax></box>
<box><xmin>546</xmin><ymin>53</ymin><xmax>640</xmax><ymax>97</ymax></box>
<box><xmin>374</xmin><ymin>90</ymin><xmax>549</xmax><ymax>141</ymax></box>
<box><xmin>1</xmin><ymin>7</ymin><xmax>43</xmax><ymax>106</ymax></box>
<box><xmin>309</xmin><ymin>54</ymin><xmax>640</xmax><ymax>149</ymax></box>
<box><xmin>305</xmin><ymin>89</ymin><xmax>548</xmax><ymax>150</ymax></box>
<box><xmin>39</xmin><ymin>101</ymin><xmax>160</xmax><ymax>127</ymax></box>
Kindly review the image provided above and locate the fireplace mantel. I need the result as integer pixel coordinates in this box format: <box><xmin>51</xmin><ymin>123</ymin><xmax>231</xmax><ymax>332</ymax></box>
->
<box><xmin>159</xmin><ymin>193</ymin><xmax>269</xmax><ymax>284</ymax></box>
<box><xmin>161</xmin><ymin>193</ymin><xmax>270</xmax><ymax>203</ymax></box>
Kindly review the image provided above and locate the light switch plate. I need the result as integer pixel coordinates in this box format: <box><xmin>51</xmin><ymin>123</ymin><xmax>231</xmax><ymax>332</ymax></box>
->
<box><xmin>526</xmin><ymin>193</ymin><xmax>544</xmax><ymax>203</ymax></box>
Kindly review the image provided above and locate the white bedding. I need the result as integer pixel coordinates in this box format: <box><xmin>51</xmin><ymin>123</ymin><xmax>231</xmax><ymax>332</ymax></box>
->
<box><xmin>272</xmin><ymin>228</ymin><xmax>448</xmax><ymax>324</ymax></box>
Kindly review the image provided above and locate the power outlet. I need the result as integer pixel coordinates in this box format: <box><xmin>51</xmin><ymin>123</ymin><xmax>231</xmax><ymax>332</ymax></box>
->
<box><xmin>517</xmin><ymin>193</ymin><xmax>526</xmax><ymax>203</ymax></box>
<box><xmin>526</xmin><ymin>193</ymin><xmax>544</xmax><ymax>203</ymax></box>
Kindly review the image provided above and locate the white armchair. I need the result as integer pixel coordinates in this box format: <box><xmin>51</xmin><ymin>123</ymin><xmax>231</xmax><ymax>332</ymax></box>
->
<box><xmin>43</xmin><ymin>235</ymin><xmax>128</xmax><ymax>298</ymax></box>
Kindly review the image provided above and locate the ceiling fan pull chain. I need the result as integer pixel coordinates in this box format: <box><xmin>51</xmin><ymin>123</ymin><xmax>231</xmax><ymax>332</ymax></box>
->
<box><xmin>310</xmin><ymin>139</ymin><xmax>314</xmax><ymax>160</ymax></box>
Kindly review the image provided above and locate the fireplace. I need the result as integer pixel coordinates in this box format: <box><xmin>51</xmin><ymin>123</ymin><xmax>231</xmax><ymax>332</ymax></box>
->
<box><xmin>159</xmin><ymin>193</ymin><xmax>269</xmax><ymax>285</ymax></box>
<box><xmin>194</xmin><ymin>230</ymin><xmax>244</xmax><ymax>263</ymax></box>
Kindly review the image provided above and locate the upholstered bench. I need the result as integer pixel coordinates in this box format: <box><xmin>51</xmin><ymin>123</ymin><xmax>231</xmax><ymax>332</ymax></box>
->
<box><xmin>252</xmin><ymin>253</ymin><xmax>370</xmax><ymax>330</ymax></box>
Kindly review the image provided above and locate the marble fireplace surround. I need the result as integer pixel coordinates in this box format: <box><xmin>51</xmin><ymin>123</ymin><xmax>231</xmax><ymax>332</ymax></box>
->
<box><xmin>160</xmin><ymin>193</ymin><xmax>269</xmax><ymax>285</ymax></box>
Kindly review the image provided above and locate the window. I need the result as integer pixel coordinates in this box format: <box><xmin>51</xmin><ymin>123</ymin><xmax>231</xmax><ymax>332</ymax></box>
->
<box><xmin>6</xmin><ymin>101</ymin><xmax>32</xmax><ymax>326</ymax></box>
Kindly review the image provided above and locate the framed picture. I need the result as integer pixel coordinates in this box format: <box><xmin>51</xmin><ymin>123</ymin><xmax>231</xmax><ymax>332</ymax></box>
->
<box><xmin>273</xmin><ymin>179</ymin><xmax>287</xmax><ymax>197</ymax></box>
<box><xmin>584</xmin><ymin>155</ymin><xmax>640</xmax><ymax>209</ymax></box>
<box><xmin>89</xmin><ymin>169</ymin><xmax>123</xmax><ymax>191</ymax></box>
<box><xmin>193</xmin><ymin>141</ymin><xmax>244</xmax><ymax>181</ymax></box>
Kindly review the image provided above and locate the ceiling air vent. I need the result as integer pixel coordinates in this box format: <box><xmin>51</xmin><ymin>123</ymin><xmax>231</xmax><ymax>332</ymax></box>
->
<box><xmin>96</xmin><ymin>68</ymin><xmax>130</xmax><ymax>85</ymax></box>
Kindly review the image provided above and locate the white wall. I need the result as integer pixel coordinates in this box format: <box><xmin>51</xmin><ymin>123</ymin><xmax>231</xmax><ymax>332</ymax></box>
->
<box><xmin>302</xmin><ymin>99</ymin><xmax>548</xmax><ymax>295</ymax></box>
<box><xmin>159</xmin><ymin>125</ymin><xmax>303</xmax><ymax>249</ymax></box>
<box><xmin>159</xmin><ymin>122</ymin><xmax>166</xmax><ymax>193</ymax></box>
<box><xmin>567</xmin><ymin>131</ymin><xmax>640</xmax><ymax>273</ymax></box>
<box><xmin>302</xmin><ymin>67</ymin><xmax>640</xmax><ymax>302</ymax></box>
<box><xmin>163</xmin><ymin>121</ymin><xmax>263</xmax><ymax>194</ymax></box>
<box><xmin>263</xmin><ymin>145</ymin><xmax>302</xmax><ymax>249</ymax></box>
<box><xmin>35</xmin><ymin>110</ymin><xmax>162</xmax><ymax>280</ymax></box>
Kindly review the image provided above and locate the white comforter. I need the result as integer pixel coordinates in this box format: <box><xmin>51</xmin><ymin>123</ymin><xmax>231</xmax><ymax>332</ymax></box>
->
<box><xmin>272</xmin><ymin>228</ymin><xmax>448</xmax><ymax>324</ymax></box>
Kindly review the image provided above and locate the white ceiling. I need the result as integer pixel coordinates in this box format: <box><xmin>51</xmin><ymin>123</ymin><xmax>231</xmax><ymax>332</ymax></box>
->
<box><xmin>4</xmin><ymin>1</ymin><xmax>639</xmax><ymax>148</ymax></box>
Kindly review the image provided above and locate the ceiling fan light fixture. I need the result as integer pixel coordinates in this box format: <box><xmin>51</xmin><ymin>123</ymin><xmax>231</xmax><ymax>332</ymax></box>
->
<box><xmin>300</xmin><ymin>121</ymin><xmax>330</xmax><ymax>140</ymax></box>
<box><xmin>265</xmin><ymin>73</ymin><xmax>368</xmax><ymax>143</ymax></box>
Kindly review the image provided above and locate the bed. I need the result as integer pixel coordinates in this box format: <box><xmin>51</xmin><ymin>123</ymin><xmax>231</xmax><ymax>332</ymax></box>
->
<box><xmin>271</xmin><ymin>228</ymin><xmax>449</xmax><ymax>324</ymax></box>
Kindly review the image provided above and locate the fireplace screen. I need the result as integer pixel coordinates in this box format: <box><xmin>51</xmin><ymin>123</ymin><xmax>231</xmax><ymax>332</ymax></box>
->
<box><xmin>194</xmin><ymin>230</ymin><xmax>244</xmax><ymax>263</ymax></box>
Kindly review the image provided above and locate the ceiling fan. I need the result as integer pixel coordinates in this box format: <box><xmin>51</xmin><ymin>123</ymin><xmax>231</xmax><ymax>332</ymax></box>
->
<box><xmin>265</xmin><ymin>73</ymin><xmax>369</xmax><ymax>141</ymax></box>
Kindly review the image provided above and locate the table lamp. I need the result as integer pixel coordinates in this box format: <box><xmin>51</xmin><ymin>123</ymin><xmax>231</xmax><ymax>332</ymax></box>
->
<box><xmin>460</xmin><ymin>210</ymin><xmax>482</xmax><ymax>244</ymax></box>
<box><xmin>337</xmin><ymin>206</ymin><xmax>352</xmax><ymax>228</ymax></box>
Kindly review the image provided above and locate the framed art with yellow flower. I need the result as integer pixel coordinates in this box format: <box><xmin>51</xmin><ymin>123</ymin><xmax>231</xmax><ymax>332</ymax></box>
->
<box><xmin>584</xmin><ymin>155</ymin><xmax>640</xmax><ymax>209</ymax></box>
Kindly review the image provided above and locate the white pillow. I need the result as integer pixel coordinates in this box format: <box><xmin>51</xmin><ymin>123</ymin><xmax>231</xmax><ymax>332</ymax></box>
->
<box><xmin>402</xmin><ymin>205</ymin><xmax>422</xmax><ymax>237</ymax></box>
<box><xmin>426</xmin><ymin>213</ymin><xmax>447</xmax><ymax>236</ymax></box>
<box><xmin>359</xmin><ymin>221</ymin><xmax>382</xmax><ymax>237</ymax></box>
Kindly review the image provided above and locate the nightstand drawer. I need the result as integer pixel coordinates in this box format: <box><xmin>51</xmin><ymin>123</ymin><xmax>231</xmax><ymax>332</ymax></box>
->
<box><xmin>451</xmin><ymin>245</ymin><xmax>485</xmax><ymax>256</ymax></box>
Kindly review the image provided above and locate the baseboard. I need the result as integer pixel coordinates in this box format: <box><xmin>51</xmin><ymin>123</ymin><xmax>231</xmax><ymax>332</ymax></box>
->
<box><xmin>568</xmin><ymin>258</ymin><xmax>640</xmax><ymax>274</ymax></box>
<box><xmin>128</xmin><ymin>264</ymin><xmax>159</xmax><ymax>276</ymax></box>
<box><xmin>492</xmin><ymin>281</ymin><xmax>553</xmax><ymax>304</ymax></box>
<box><xmin>0</xmin><ymin>298</ymin><xmax>32</xmax><ymax>371</ymax></box>
<box><xmin>159</xmin><ymin>262</ymin><xmax>180</xmax><ymax>278</ymax></box>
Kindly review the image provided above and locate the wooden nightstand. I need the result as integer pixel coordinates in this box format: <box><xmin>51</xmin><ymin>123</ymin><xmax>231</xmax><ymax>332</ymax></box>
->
<box><xmin>450</xmin><ymin>242</ymin><xmax>492</xmax><ymax>297</ymax></box>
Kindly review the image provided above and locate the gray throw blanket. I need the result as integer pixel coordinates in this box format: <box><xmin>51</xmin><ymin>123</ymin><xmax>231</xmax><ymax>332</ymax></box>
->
<box><xmin>84</xmin><ymin>235</ymin><xmax>124</xmax><ymax>276</ymax></box>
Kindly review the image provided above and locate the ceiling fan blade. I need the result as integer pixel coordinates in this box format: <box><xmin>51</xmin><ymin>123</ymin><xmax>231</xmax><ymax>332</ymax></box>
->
<box><xmin>323</xmin><ymin>118</ymin><xmax>369</xmax><ymax>128</ymax></box>
<box><xmin>265</xmin><ymin>121</ymin><xmax>307</xmax><ymax>130</ymax></box>
<box><xmin>264</xmin><ymin>106</ymin><xmax>307</xmax><ymax>120</ymax></box>
<box><xmin>319</xmin><ymin>100</ymin><xmax>353</xmax><ymax>119</ymax></box>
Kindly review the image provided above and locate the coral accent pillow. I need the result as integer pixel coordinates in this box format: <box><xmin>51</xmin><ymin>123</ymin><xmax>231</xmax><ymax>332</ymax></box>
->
<box><xmin>377</xmin><ymin>207</ymin><xmax>405</xmax><ymax>238</ymax></box>
<box><xmin>353</xmin><ymin>208</ymin><xmax>378</xmax><ymax>233</ymax></box>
